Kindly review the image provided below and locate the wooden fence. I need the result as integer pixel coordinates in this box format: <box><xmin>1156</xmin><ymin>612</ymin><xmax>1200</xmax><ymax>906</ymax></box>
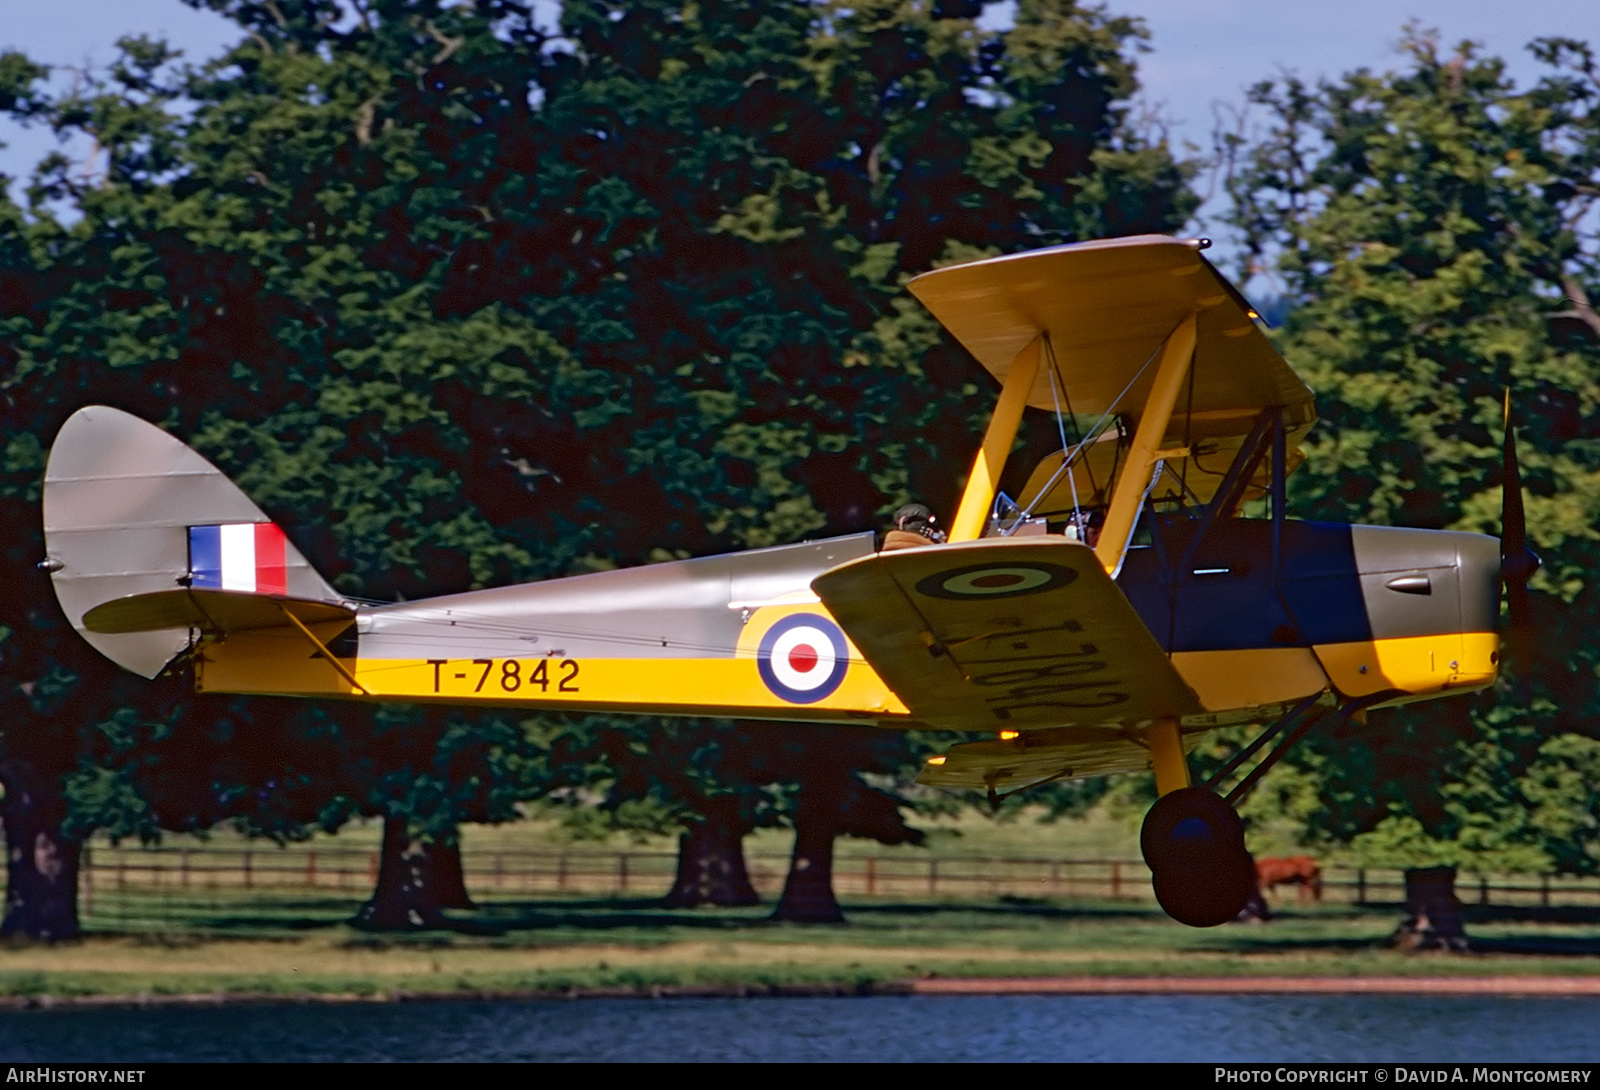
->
<box><xmin>73</xmin><ymin>845</ymin><xmax>1600</xmax><ymax>915</ymax></box>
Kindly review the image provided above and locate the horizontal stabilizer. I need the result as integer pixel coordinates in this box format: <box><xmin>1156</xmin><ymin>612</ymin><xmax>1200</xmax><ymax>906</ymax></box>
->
<box><xmin>84</xmin><ymin>589</ymin><xmax>354</xmax><ymax>636</ymax></box>
<box><xmin>813</xmin><ymin>536</ymin><xmax>1200</xmax><ymax>732</ymax></box>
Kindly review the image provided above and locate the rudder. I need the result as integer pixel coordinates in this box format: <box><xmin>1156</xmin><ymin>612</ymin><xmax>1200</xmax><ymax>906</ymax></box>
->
<box><xmin>42</xmin><ymin>406</ymin><xmax>345</xmax><ymax>678</ymax></box>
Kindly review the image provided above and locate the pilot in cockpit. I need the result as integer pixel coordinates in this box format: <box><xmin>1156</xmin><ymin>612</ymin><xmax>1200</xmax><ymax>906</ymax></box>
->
<box><xmin>881</xmin><ymin>503</ymin><xmax>946</xmax><ymax>551</ymax></box>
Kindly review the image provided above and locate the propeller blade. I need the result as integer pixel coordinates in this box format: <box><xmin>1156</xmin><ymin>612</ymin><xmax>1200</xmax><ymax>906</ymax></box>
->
<box><xmin>1500</xmin><ymin>391</ymin><xmax>1539</xmax><ymax>687</ymax></box>
<box><xmin>1502</xmin><ymin>392</ymin><xmax>1527</xmax><ymax>573</ymax></box>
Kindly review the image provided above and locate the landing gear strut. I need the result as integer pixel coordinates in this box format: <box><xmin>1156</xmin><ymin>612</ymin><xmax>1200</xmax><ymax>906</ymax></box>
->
<box><xmin>1140</xmin><ymin>697</ymin><xmax>1382</xmax><ymax>927</ymax></box>
<box><xmin>1139</xmin><ymin>715</ymin><xmax>1256</xmax><ymax>927</ymax></box>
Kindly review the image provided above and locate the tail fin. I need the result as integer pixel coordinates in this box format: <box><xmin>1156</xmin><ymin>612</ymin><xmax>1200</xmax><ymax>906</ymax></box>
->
<box><xmin>42</xmin><ymin>406</ymin><xmax>346</xmax><ymax>678</ymax></box>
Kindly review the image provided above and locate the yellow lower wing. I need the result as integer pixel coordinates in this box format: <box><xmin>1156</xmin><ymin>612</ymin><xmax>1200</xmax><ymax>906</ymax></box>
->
<box><xmin>812</xmin><ymin>537</ymin><xmax>1200</xmax><ymax>733</ymax></box>
<box><xmin>915</xmin><ymin>729</ymin><xmax>1190</xmax><ymax>793</ymax></box>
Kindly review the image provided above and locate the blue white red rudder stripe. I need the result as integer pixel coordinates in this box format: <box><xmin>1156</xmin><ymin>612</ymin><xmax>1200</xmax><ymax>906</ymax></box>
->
<box><xmin>188</xmin><ymin>523</ymin><xmax>289</xmax><ymax>595</ymax></box>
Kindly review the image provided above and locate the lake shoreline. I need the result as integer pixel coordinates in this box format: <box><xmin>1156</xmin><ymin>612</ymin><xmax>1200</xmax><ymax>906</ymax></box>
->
<box><xmin>9</xmin><ymin>973</ymin><xmax>1600</xmax><ymax>1012</ymax></box>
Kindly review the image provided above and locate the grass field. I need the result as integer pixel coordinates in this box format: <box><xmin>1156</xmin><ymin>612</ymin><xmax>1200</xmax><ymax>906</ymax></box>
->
<box><xmin>1</xmin><ymin>808</ymin><xmax>1591</xmax><ymax>1003</ymax></box>
<box><xmin>8</xmin><ymin>892</ymin><xmax>1600</xmax><ymax>1001</ymax></box>
<box><xmin>81</xmin><ymin>804</ymin><xmax>1151</xmax><ymax>860</ymax></box>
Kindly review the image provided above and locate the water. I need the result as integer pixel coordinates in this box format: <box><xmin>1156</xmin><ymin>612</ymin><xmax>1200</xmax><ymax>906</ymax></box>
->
<box><xmin>3</xmin><ymin>994</ymin><xmax>1599</xmax><ymax>1062</ymax></box>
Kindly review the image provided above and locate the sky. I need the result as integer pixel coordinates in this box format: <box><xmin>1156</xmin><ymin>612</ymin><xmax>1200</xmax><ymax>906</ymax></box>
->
<box><xmin>0</xmin><ymin>0</ymin><xmax>1595</xmax><ymax>237</ymax></box>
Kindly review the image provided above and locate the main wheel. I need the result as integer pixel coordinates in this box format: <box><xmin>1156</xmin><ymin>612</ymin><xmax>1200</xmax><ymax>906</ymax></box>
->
<box><xmin>1141</xmin><ymin>787</ymin><xmax>1256</xmax><ymax>927</ymax></box>
<box><xmin>1140</xmin><ymin>786</ymin><xmax>1245</xmax><ymax>871</ymax></box>
<box><xmin>1150</xmin><ymin>850</ymin><xmax>1257</xmax><ymax>927</ymax></box>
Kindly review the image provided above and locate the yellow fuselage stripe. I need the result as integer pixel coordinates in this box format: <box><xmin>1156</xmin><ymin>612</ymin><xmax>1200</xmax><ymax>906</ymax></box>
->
<box><xmin>353</xmin><ymin>655</ymin><xmax>907</xmax><ymax>719</ymax></box>
<box><xmin>198</xmin><ymin>643</ymin><xmax>911</xmax><ymax>722</ymax></box>
<box><xmin>1313</xmin><ymin>631</ymin><xmax>1497</xmax><ymax>703</ymax></box>
<box><xmin>195</xmin><ymin>625</ymin><xmax>1498</xmax><ymax>723</ymax></box>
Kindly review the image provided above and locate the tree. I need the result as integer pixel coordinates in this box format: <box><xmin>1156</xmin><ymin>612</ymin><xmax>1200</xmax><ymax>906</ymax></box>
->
<box><xmin>515</xmin><ymin>0</ymin><xmax>1199</xmax><ymax>908</ymax></box>
<box><xmin>0</xmin><ymin>40</ymin><xmax>207</xmax><ymax>941</ymax></box>
<box><xmin>1224</xmin><ymin>30</ymin><xmax>1600</xmax><ymax>943</ymax></box>
<box><xmin>2</xmin><ymin>0</ymin><xmax>1198</xmax><ymax>937</ymax></box>
<box><xmin>555</xmin><ymin>716</ymin><xmax>938</xmax><ymax>917</ymax></box>
<box><xmin>0</xmin><ymin>9</ymin><xmax>562</xmax><ymax>933</ymax></box>
<box><xmin>766</xmin><ymin>725</ymin><xmax>926</xmax><ymax>923</ymax></box>
<box><xmin>555</xmin><ymin>718</ymin><xmax>779</xmax><ymax>909</ymax></box>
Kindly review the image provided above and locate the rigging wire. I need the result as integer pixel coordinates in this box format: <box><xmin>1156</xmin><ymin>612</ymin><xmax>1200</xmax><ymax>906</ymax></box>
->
<box><xmin>1044</xmin><ymin>336</ymin><xmax>1084</xmax><ymax>537</ymax></box>
<box><xmin>1180</xmin><ymin>330</ymin><xmax>1198</xmax><ymax>512</ymax></box>
<box><xmin>1014</xmin><ymin>335</ymin><xmax>1165</xmax><ymax>525</ymax></box>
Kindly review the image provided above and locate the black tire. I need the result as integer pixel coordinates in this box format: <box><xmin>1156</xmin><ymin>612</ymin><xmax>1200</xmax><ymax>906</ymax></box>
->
<box><xmin>1140</xmin><ymin>786</ymin><xmax>1245</xmax><ymax>874</ymax></box>
<box><xmin>1152</xmin><ymin>850</ymin><xmax>1257</xmax><ymax>928</ymax></box>
<box><xmin>1141</xmin><ymin>787</ymin><xmax>1255</xmax><ymax>927</ymax></box>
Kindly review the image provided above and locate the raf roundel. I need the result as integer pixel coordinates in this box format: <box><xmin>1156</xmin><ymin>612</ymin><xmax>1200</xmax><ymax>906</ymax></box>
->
<box><xmin>757</xmin><ymin>613</ymin><xmax>849</xmax><ymax>705</ymax></box>
<box><xmin>915</xmin><ymin>561</ymin><xmax>1077</xmax><ymax>601</ymax></box>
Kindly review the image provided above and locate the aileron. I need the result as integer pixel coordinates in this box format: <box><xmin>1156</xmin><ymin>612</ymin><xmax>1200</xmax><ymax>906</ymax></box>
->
<box><xmin>813</xmin><ymin>537</ymin><xmax>1201</xmax><ymax>733</ymax></box>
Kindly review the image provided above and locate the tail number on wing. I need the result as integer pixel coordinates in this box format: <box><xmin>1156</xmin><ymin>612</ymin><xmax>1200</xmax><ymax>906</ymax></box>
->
<box><xmin>963</xmin><ymin>637</ymin><xmax>1129</xmax><ymax>717</ymax></box>
<box><xmin>425</xmin><ymin>658</ymin><xmax>580</xmax><ymax>695</ymax></box>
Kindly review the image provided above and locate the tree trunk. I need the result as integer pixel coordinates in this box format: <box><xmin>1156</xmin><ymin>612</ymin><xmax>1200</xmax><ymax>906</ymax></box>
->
<box><xmin>663</xmin><ymin>796</ymin><xmax>759</xmax><ymax>908</ymax></box>
<box><xmin>353</xmin><ymin>815</ymin><xmax>449</xmax><ymax>930</ymax></box>
<box><xmin>771</xmin><ymin>783</ymin><xmax>845</xmax><ymax>924</ymax></box>
<box><xmin>1390</xmin><ymin>865</ymin><xmax>1469</xmax><ymax>952</ymax></box>
<box><xmin>0</xmin><ymin>759</ymin><xmax>82</xmax><ymax>942</ymax></box>
<box><xmin>428</xmin><ymin>840</ymin><xmax>476</xmax><ymax>911</ymax></box>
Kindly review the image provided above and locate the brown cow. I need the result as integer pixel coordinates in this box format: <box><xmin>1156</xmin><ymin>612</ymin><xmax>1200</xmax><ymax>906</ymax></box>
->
<box><xmin>1256</xmin><ymin>855</ymin><xmax>1322</xmax><ymax>904</ymax></box>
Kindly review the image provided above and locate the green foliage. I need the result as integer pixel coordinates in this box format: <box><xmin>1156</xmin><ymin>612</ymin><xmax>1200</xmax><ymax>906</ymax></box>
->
<box><xmin>1232</xmin><ymin>34</ymin><xmax>1600</xmax><ymax>550</ymax></box>
<box><xmin>1520</xmin><ymin>733</ymin><xmax>1600</xmax><ymax>872</ymax></box>
<box><xmin>1226</xmin><ymin>29</ymin><xmax>1600</xmax><ymax>869</ymax></box>
<box><xmin>0</xmin><ymin>51</ymin><xmax>48</xmax><ymax>123</ymax></box>
<box><xmin>0</xmin><ymin>0</ymin><xmax>1194</xmax><ymax>863</ymax></box>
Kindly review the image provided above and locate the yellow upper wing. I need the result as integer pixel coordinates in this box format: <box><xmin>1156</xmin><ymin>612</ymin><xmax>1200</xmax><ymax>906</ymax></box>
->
<box><xmin>906</xmin><ymin>235</ymin><xmax>1316</xmax><ymax>505</ymax></box>
<box><xmin>811</xmin><ymin>537</ymin><xmax>1200</xmax><ymax>735</ymax></box>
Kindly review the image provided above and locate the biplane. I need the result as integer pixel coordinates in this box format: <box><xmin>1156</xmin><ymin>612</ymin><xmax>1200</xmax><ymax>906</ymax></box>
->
<box><xmin>40</xmin><ymin>234</ymin><xmax>1533</xmax><ymax>927</ymax></box>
